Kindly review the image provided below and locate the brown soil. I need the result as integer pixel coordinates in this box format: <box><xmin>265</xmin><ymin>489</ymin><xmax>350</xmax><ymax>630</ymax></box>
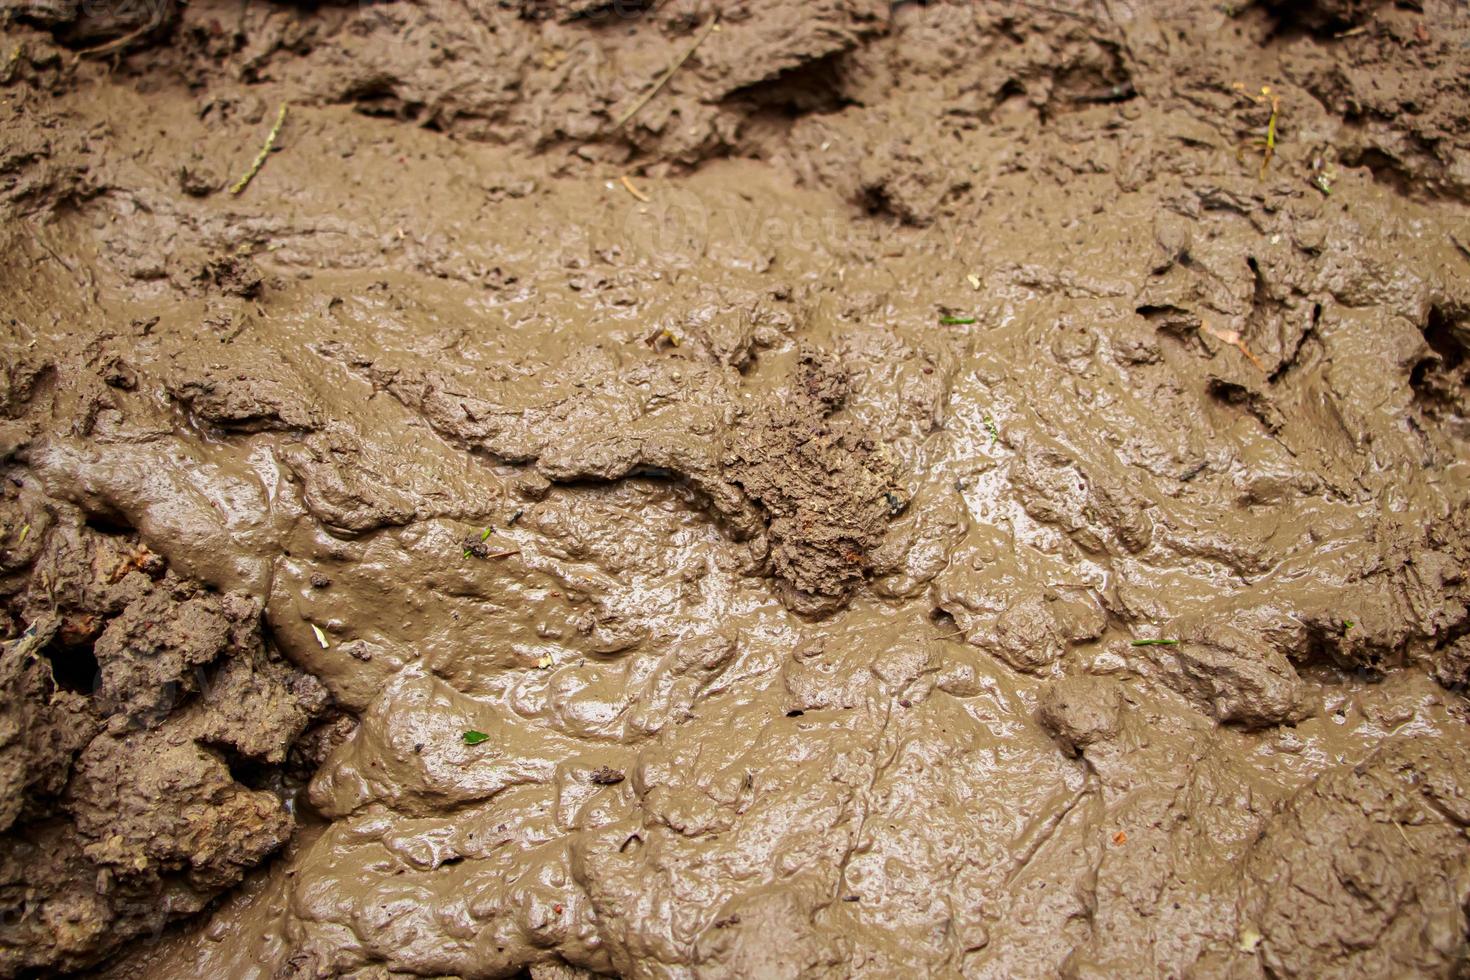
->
<box><xmin>2</xmin><ymin>0</ymin><xmax>1470</xmax><ymax>976</ymax></box>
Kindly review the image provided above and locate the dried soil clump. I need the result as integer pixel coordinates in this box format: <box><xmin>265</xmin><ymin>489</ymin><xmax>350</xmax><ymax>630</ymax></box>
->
<box><xmin>725</xmin><ymin>349</ymin><xmax>905</xmax><ymax>616</ymax></box>
<box><xmin>0</xmin><ymin>492</ymin><xmax>326</xmax><ymax>975</ymax></box>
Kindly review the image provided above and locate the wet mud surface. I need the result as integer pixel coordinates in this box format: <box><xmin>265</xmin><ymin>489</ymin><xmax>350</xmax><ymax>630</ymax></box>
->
<box><xmin>2</xmin><ymin>0</ymin><xmax>1470</xmax><ymax>976</ymax></box>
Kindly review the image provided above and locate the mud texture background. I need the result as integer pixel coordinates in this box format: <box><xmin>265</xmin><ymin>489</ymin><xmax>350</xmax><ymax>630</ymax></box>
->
<box><xmin>2</xmin><ymin>0</ymin><xmax>1470</xmax><ymax>976</ymax></box>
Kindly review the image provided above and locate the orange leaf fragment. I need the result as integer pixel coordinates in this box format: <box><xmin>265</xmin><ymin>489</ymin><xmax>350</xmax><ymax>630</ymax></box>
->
<box><xmin>1201</xmin><ymin>320</ymin><xmax>1267</xmax><ymax>373</ymax></box>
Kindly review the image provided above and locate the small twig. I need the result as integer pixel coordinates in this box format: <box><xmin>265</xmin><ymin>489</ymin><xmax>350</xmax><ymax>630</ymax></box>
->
<box><xmin>77</xmin><ymin>22</ymin><xmax>157</xmax><ymax>59</ymax></box>
<box><xmin>230</xmin><ymin>102</ymin><xmax>289</xmax><ymax>196</ymax></box>
<box><xmin>24</xmin><ymin>222</ymin><xmax>76</xmax><ymax>274</ymax></box>
<box><xmin>1004</xmin><ymin>0</ymin><xmax>1094</xmax><ymax>20</ymax></box>
<box><xmin>613</xmin><ymin>13</ymin><xmax>719</xmax><ymax>130</ymax></box>
<box><xmin>1450</xmin><ymin>233</ymin><xmax>1470</xmax><ymax>264</ymax></box>
<box><xmin>619</xmin><ymin>174</ymin><xmax>651</xmax><ymax>202</ymax></box>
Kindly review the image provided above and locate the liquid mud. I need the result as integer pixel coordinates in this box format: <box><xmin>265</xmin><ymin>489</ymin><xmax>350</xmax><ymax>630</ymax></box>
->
<box><xmin>2</xmin><ymin>0</ymin><xmax>1470</xmax><ymax>976</ymax></box>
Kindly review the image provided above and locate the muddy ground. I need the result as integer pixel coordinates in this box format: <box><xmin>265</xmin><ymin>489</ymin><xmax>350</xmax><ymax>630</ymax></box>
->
<box><xmin>1</xmin><ymin>0</ymin><xmax>1469</xmax><ymax>976</ymax></box>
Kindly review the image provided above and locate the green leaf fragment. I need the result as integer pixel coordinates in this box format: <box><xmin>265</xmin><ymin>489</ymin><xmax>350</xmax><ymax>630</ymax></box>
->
<box><xmin>463</xmin><ymin>730</ymin><xmax>490</xmax><ymax>745</ymax></box>
<box><xmin>1131</xmin><ymin>638</ymin><xmax>1179</xmax><ymax>647</ymax></box>
<box><xmin>940</xmin><ymin>315</ymin><xmax>977</xmax><ymax>325</ymax></box>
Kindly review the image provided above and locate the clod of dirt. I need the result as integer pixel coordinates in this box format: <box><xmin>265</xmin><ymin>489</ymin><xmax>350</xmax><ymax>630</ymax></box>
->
<box><xmin>1235</xmin><ymin>736</ymin><xmax>1470</xmax><ymax>977</ymax></box>
<box><xmin>725</xmin><ymin>349</ymin><xmax>907</xmax><ymax>615</ymax></box>
<box><xmin>1142</xmin><ymin>622</ymin><xmax>1311</xmax><ymax>730</ymax></box>
<box><xmin>588</xmin><ymin>765</ymin><xmax>625</xmax><ymax>785</ymax></box>
<box><xmin>170</xmin><ymin>363</ymin><xmax>323</xmax><ymax>434</ymax></box>
<box><xmin>197</xmin><ymin>255</ymin><xmax>263</xmax><ymax>299</ymax></box>
<box><xmin>0</xmin><ymin>497</ymin><xmax>326</xmax><ymax>975</ymax></box>
<box><xmin>1037</xmin><ymin>675</ymin><xmax>1123</xmax><ymax>755</ymax></box>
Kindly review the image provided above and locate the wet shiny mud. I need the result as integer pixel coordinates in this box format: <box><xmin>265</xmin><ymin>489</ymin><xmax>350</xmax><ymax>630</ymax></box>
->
<box><xmin>2</xmin><ymin>0</ymin><xmax>1470</xmax><ymax>976</ymax></box>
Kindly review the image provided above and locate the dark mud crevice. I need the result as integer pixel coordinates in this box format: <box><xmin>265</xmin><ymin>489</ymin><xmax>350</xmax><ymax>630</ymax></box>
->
<box><xmin>1258</xmin><ymin>0</ymin><xmax>1369</xmax><ymax>41</ymax></box>
<box><xmin>859</xmin><ymin>182</ymin><xmax>899</xmax><ymax>220</ymax></box>
<box><xmin>1339</xmin><ymin>145</ymin><xmax>1421</xmax><ymax>198</ymax></box>
<box><xmin>1207</xmin><ymin>376</ymin><xmax>1284</xmax><ymax>433</ymax></box>
<box><xmin>82</xmin><ymin>512</ymin><xmax>138</xmax><ymax>537</ymax></box>
<box><xmin>1410</xmin><ymin>302</ymin><xmax>1470</xmax><ymax>419</ymax></box>
<box><xmin>984</xmin><ymin>77</ymin><xmax>1029</xmax><ymax>124</ymax></box>
<box><xmin>1268</xmin><ymin>300</ymin><xmax>1323</xmax><ymax>384</ymax></box>
<box><xmin>337</xmin><ymin>73</ymin><xmax>427</xmax><ymax>123</ymax></box>
<box><xmin>724</xmin><ymin>49</ymin><xmax>853</xmax><ymax>122</ymax></box>
<box><xmin>1243</xmin><ymin>253</ymin><xmax>1280</xmax><ymax>339</ymax></box>
<box><xmin>1136</xmin><ymin>303</ymin><xmax>1200</xmax><ymax>337</ymax></box>
<box><xmin>205</xmin><ymin>741</ymin><xmax>281</xmax><ymax>793</ymax></box>
<box><xmin>521</xmin><ymin>0</ymin><xmax>655</xmax><ymax>26</ymax></box>
<box><xmin>39</xmin><ymin>632</ymin><xmax>100</xmax><ymax>694</ymax></box>
<box><xmin>1037</xmin><ymin>43</ymin><xmax>1136</xmax><ymax>124</ymax></box>
<box><xmin>719</xmin><ymin>50</ymin><xmax>857</xmax><ymax>166</ymax></box>
<box><xmin>7</xmin><ymin>0</ymin><xmax>175</xmax><ymax>49</ymax></box>
<box><xmin>1421</xmin><ymin>303</ymin><xmax>1467</xmax><ymax>373</ymax></box>
<box><xmin>928</xmin><ymin>605</ymin><xmax>961</xmax><ymax>639</ymax></box>
<box><xmin>1289</xmin><ymin>621</ymin><xmax>1397</xmax><ymax>677</ymax></box>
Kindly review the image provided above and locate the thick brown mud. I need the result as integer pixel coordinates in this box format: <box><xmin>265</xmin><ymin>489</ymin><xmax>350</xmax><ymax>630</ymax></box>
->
<box><xmin>2</xmin><ymin>0</ymin><xmax>1470</xmax><ymax>976</ymax></box>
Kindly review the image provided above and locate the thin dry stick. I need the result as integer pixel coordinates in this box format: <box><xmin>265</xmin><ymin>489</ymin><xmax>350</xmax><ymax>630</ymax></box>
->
<box><xmin>230</xmin><ymin>102</ymin><xmax>289</xmax><ymax>196</ymax></box>
<box><xmin>1006</xmin><ymin>0</ymin><xmax>1094</xmax><ymax>20</ymax></box>
<box><xmin>619</xmin><ymin>174</ymin><xmax>651</xmax><ymax>202</ymax></box>
<box><xmin>77</xmin><ymin>20</ymin><xmax>158</xmax><ymax>59</ymax></box>
<box><xmin>24</xmin><ymin>222</ymin><xmax>76</xmax><ymax>274</ymax></box>
<box><xmin>613</xmin><ymin>13</ymin><xmax>719</xmax><ymax>130</ymax></box>
<box><xmin>1450</xmin><ymin>232</ymin><xmax>1470</xmax><ymax>263</ymax></box>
